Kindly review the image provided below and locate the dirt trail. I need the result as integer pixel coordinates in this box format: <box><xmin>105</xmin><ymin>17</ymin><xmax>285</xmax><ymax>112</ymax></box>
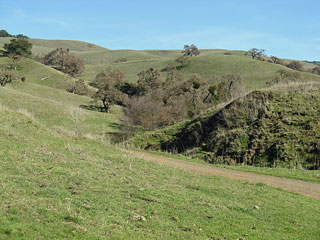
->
<box><xmin>125</xmin><ymin>149</ymin><xmax>320</xmax><ymax>200</ymax></box>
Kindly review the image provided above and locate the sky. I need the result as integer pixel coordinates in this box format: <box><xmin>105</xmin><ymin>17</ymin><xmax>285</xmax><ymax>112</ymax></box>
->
<box><xmin>1</xmin><ymin>0</ymin><xmax>320</xmax><ymax>60</ymax></box>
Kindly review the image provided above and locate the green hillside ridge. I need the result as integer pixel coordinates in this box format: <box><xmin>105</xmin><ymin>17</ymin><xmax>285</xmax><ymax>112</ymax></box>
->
<box><xmin>130</xmin><ymin>82</ymin><xmax>320</xmax><ymax>169</ymax></box>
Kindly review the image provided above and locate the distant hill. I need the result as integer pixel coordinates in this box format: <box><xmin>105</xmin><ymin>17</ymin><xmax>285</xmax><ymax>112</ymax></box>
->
<box><xmin>0</xmin><ymin>37</ymin><xmax>108</xmax><ymax>55</ymax></box>
<box><xmin>304</xmin><ymin>60</ymin><xmax>320</xmax><ymax>66</ymax></box>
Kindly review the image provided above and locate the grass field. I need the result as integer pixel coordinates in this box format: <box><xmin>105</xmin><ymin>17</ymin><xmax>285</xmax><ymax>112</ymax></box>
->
<box><xmin>0</xmin><ymin>38</ymin><xmax>320</xmax><ymax>239</ymax></box>
<box><xmin>0</xmin><ymin>109</ymin><xmax>320</xmax><ymax>239</ymax></box>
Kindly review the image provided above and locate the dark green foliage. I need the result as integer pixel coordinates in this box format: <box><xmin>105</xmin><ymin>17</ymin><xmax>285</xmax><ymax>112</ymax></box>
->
<box><xmin>3</xmin><ymin>38</ymin><xmax>32</xmax><ymax>57</ymax></box>
<box><xmin>2</xmin><ymin>38</ymin><xmax>32</xmax><ymax>70</ymax></box>
<box><xmin>41</xmin><ymin>48</ymin><xmax>84</xmax><ymax>76</ymax></box>
<box><xmin>287</xmin><ymin>61</ymin><xmax>303</xmax><ymax>71</ymax></box>
<box><xmin>119</xmin><ymin>82</ymin><xmax>140</xmax><ymax>97</ymax></box>
<box><xmin>182</xmin><ymin>44</ymin><xmax>200</xmax><ymax>57</ymax></box>
<box><xmin>0</xmin><ymin>30</ymin><xmax>11</xmax><ymax>37</ymax></box>
<box><xmin>0</xmin><ymin>30</ymin><xmax>28</xmax><ymax>38</ymax></box>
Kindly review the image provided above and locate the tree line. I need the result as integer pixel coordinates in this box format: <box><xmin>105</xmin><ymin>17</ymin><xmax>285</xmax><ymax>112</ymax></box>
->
<box><xmin>0</xmin><ymin>29</ymin><xmax>29</xmax><ymax>39</ymax></box>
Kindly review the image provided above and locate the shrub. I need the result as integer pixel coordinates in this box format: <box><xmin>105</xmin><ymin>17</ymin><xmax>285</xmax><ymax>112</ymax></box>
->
<box><xmin>287</xmin><ymin>61</ymin><xmax>303</xmax><ymax>71</ymax></box>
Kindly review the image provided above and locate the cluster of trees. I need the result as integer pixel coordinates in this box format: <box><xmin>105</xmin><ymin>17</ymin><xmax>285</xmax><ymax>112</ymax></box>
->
<box><xmin>91</xmin><ymin>66</ymin><xmax>243</xmax><ymax>131</ymax></box>
<box><xmin>0</xmin><ymin>30</ymin><xmax>29</xmax><ymax>39</ymax></box>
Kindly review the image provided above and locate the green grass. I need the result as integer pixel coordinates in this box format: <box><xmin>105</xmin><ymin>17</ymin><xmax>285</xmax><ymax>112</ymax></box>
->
<box><xmin>0</xmin><ymin>38</ymin><xmax>320</xmax><ymax>239</ymax></box>
<box><xmin>0</xmin><ymin>109</ymin><xmax>320</xmax><ymax>239</ymax></box>
<box><xmin>138</xmin><ymin>149</ymin><xmax>320</xmax><ymax>183</ymax></box>
<box><xmin>0</xmin><ymin>57</ymin><xmax>121</xmax><ymax>137</ymax></box>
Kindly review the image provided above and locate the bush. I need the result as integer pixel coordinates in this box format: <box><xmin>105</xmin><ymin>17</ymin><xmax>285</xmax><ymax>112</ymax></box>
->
<box><xmin>287</xmin><ymin>61</ymin><xmax>303</xmax><ymax>71</ymax></box>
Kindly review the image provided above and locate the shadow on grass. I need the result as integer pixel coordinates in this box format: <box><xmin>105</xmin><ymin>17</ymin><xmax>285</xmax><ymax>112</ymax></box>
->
<box><xmin>79</xmin><ymin>104</ymin><xmax>104</xmax><ymax>112</ymax></box>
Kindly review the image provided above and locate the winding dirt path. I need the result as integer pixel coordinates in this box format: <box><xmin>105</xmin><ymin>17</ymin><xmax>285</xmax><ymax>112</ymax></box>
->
<box><xmin>125</xmin><ymin>149</ymin><xmax>320</xmax><ymax>200</ymax></box>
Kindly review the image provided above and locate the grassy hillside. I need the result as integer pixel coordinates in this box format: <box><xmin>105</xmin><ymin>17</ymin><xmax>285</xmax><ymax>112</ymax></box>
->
<box><xmin>79</xmin><ymin>49</ymin><xmax>320</xmax><ymax>91</ymax></box>
<box><xmin>1</xmin><ymin>38</ymin><xmax>320</xmax><ymax>90</ymax></box>
<box><xmin>0</xmin><ymin>38</ymin><xmax>320</xmax><ymax>239</ymax></box>
<box><xmin>130</xmin><ymin>82</ymin><xmax>320</xmax><ymax>169</ymax></box>
<box><xmin>1</xmin><ymin>107</ymin><xmax>320</xmax><ymax>239</ymax></box>
<box><xmin>0</xmin><ymin>57</ymin><xmax>121</xmax><ymax>138</ymax></box>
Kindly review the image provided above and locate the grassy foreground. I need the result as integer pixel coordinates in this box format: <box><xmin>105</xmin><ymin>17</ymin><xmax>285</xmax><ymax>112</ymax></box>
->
<box><xmin>0</xmin><ymin>108</ymin><xmax>319</xmax><ymax>240</ymax></box>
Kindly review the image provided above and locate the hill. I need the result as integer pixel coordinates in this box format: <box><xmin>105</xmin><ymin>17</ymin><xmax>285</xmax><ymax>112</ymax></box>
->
<box><xmin>1</xmin><ymin>101</ymin><xmax>320</xmax><ymax>239</ymax></box>
<box><xmin>1</xmin><ymin>38</ymin><xmax>320</xmax><ymax>89</ymax></box>
<box><xmin>130</xmin><ymin>82</ymin><xmax>320</xmax><ymax>169</ymax></box>
<box><xmin>0</xmin><ymin>38</ymin><xmax>320</xmax><ymax>239</ymax></box>
<box><xmin>0</xmin><ymin>37</ymin><xmax>108</xmax><ymax>55</ymax></box>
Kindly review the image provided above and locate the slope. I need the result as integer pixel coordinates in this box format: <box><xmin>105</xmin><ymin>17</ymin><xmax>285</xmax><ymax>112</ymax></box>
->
<box><xmin>130</xmin><ymin>82</ymin><xmax>320</xmax><ymax>169</ymax></box>
<box><xmin>1</xmin><ymin>105</ymin><xmax>320</xmax><ymax>240</ymax></box>
<box><xmin>0</xmin><ymin>57</ymin><xmax>121</xmax><ymax>137</ymax></box>
<box><xmin>79</xmin><ymin>49</ymin><xmax>320</xmax><ymax>91</ymax></box>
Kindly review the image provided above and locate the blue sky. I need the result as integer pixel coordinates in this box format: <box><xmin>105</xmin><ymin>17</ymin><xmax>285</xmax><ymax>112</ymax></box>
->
<box><xmin>1</xmin><ymin>0</ymin><xmax>320</xmax><ymax>60</ymax></box>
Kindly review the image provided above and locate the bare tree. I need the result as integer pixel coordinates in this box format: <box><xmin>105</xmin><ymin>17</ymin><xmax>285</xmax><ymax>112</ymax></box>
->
<box><xmin>246</xmin><ymin>48</ymin><xmax>266</xmax><ymax>59</ymax></box>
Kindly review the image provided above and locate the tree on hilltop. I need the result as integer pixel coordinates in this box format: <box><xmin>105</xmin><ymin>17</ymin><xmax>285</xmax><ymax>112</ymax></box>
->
<box><xmin>182</xmin><ymin>44</ymin><xmax>200</xmax><ymax>57</ymax></box>
<box><xmin>0</xmin><ymin>30</ymin><xmax>11</xmax><ymax>37</ymax></box>
<box><xmin>246</xmin><ymin>48</ymin><xmax>266</xmax><ymax>60</ymax></box>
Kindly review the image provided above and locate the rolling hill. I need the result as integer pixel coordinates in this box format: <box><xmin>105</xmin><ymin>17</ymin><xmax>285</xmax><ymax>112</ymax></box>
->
<box><xmin>0</xmin><ymin>37</ymin><xmax>320</xmax><ymax>239</ymax></box>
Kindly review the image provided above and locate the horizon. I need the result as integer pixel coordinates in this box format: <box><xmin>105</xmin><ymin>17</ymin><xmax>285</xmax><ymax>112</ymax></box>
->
<box><xmin>1</xmin><ymin>0</ymin><xmax>320</xmax><ymax>61</ymax></box>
